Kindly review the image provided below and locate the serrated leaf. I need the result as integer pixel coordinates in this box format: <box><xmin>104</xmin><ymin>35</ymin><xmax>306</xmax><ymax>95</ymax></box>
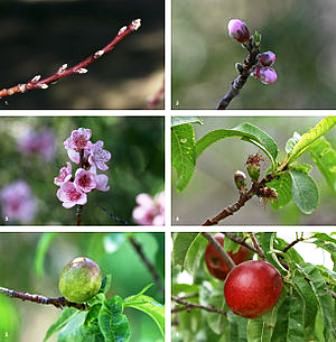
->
<box><xmin>287</xmin><ymin>116</ymin><xmax>336</xmax><ymax>164</ymax></box>
<box><xmin>173</xmin><ymin>233</ymin><xmax>199</xmax><ymax>267</ymax></box>
<box><xmin>98</xmin><ymin>296</ymin><xmax>130</xmax><ymax>342</ymax></box>
<box><xmin>309</xmin><ymin>137</ymin><xmax>336</xmax><ymax>192</ymax></box>
<box><xmin>266</xmin><ymin>172</ymin><xmax>292</xmax><ymax>209</ymax></box>
<box><xmin>124</xmin><ymin>294</ymin><xmax>164</xmax><ymax>336</ymax></box>
<box><xmin>184</xmin><ymin>233</ymin><xmax>207</xmax><ymax>276</ymax></box>
<box><xmin>172</xmin><ymin>124</ymin><xmax>196</xmax><ymax>191</ymax></box>
<box><xmin>196</xmin><ymin>122</ymin><xmax>278</xmax><ymax>167</ymax></box>
<box><xmin>171</xmin><ymin>116</ymin><xmax>203</xmax><ymax>127</ymax></box>
<box><xmin>289</xmin><ymin>170</ymin><xmax>319</xmax><ymax>214</ymax></box>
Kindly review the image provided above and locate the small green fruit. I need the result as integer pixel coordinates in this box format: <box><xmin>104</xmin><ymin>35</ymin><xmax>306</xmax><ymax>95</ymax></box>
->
<box><xmin>59</xmin><ymin>257</ymin><xmax>102</xmax><ymax>304</ymax></box>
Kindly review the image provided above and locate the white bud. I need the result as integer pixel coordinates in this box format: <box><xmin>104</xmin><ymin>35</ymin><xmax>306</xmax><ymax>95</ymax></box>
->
<box><xmin>38</xmin><ymin>84</ymin><xmax>49</xmax><ymax>89</ymax></box>
<box><xmin>57</xmin><ymin>64</ymin><xmax>68</xmax><ymax>74</ymax></box>
<box><xmin>131</xmin><ymin>19</ymin><xmax>141</xmax><ymax>31</ymax></box>
<box><xmin>76</xmin><ymin>68</ymin><xmax>88</xmax><ymax>74</ymax></box>
<box><xmin>118</xmin><ymin>26</ymin><xmax>127</xmax><ymax>35</ymax></box>
<box><xmin>18</xmin><ymin>84</ymin><xmax>27</xmax><ymax>93</ymax></box>
<box><xmin>31</xmin><ymin>75</ymin><xmax>41</xmax><ymax>83</ymax></box>
<box><xmin>94</xmin><ymin>50</ymin><xmax>105</xmax><ymax>58</ymax></box>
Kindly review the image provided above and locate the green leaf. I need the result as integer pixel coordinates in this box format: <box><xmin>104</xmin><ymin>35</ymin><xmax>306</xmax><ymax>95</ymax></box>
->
<box><xmin>98</xmin><ymin>296</ymin><xmax>131</xmax><ymax>342</ymax></box>
<box><xmin>266</xmin><ymin>172</ymin><xmax>292</xmax><ymax>209</ymax></box>
<box><xmin>44</xmin><ymin>308</ymin><xmax>80</xmax><ymax>341</ymax></box>
<box><xmin>34</xmin><ymin>232</ymin><xmax>57</xmax><ymax>277</ymax></box>
<box><xmin>124</xmin><ymin>294</ymin><xmax>164</xmax><ymax>336</ymax></box>
<box><xmin>309</xmin><ymin>137</ymin><xmax>336</xmax><ymax>192</ymax></box>
<box><xmin>196</xmin><ymin>122</ymin><xmax>278</xmax><ymax>167</ymax></box>
<box><xmin>252</xmin><ymin>31</ymin><xmax>262</xmax><ymax>47</ymax></box>
<box><xmin>171</xmin><ymin>116</ymin><xmax>203</xmax><ymax>127</ymax></box>
<box><xmin>247</xmin><ymin>318</ymin><xmax>264</xmax><ymax>342</ymax></box>
<box><xmin>184</xmin><ymin>233</ymin><xmax>207</xmax><ymax>276</ymax></box>
<box><xmin>172</xmin><ymin>124</ymin><xmax>196</xmax><ymax>191</ymax></box>
<box><xmin>287</xmin><ymin>116</ymin><xmax>336</xmax><ymax>164</ymax></box>
<box><xmin>173</xmin><ymin>233</ymin><xmax>199</xmax><ymax>267</ymax></box>
<box><xmin>57</xmin><ymin>311</ymin><xmax>88</xmax><ymax>342</ymax></box>
<box><xmin>271</xmin><ymin>296</ymin><xmax>290</xmax><ymax>342</ymax></box>
<box><xmin>285</xmin><ymin>132</ymin><xmax>301</xmax><ymax>154</ymax></box>
<box><xmin>289</xmin><ymin>170</ymin><xmax>319</xmax><ymax>214</ymax></box>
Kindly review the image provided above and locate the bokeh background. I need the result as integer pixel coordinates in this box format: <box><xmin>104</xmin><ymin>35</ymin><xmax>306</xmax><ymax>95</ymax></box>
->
<box><xmin>0</xmin><ymin>0</ymin><xmax>164</xmax><ymax>109</ymax></box>
<box><xmin>172</xmin><ymin>117</ymin><xmax>336</xmax><ymax>225</ymax></box>
<box><xmin>0</xmin><ymin>116</ymin><xmax>164</xmax><ymax>225</ymax></box>
<box><xmin>172</xmin><ymin>0</ymin><xmax>336</xmax><ymax>109</ymax></box>
<box><xmin>0</xmin><ymin>232</ymin><xmax>164</xmax><ymax>342</ymax></box>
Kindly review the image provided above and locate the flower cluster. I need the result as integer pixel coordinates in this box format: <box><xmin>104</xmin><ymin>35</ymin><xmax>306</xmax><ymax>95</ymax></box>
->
<box><xmin>132</xmin><ymin>192</ymin><xmax>165</xmax><ymax>226</ymax></box>
<box><xmin>17</xmin><ymin>128</ymin><xmax>56</xmax><ymax>161</ymax></box>
<box><xmin>0</xmin><ymin>181</ymin><xmax>38</xmax><ymax>223</ymax></box>
<box><xmin>55</xmin><ymin>128</ymin><xmax>111</xmax><ymax>208</ymax></box>
<box><xmin>227</xmin><ymin>19</ymin><xmax>278</xmax><ymax>85</ymax></box>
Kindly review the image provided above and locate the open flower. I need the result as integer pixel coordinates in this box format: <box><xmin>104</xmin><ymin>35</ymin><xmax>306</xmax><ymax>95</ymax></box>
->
<box><xmin>64</xmin><ymin>128</ymin><xmax>92</xmax><ymax>151</ymax></box>
<box><xmin>0</xmin><ymin>181</ymin><xmax>38</xmax><ymax>223</ymax></box>
<box><xmin>57</xmin><ymin>181</ymin><xmax>87</xmax><ymax>208</ymax></box>
<box><xmin>74</xmin><ymin>168</ymin><xmax>96</xmax><ymax>193</ymax></box>
<box><xmin>132</xmin><ymin>192</ymin><xmax>165</xmax><ymax>226</ymax></box>
<box><xmin>88</xmin><ymin>140</ymin><xmax>111</xmax><ymax>171</ymax></box>
<box><xmin>54</xmin><ymin>162</ymin><xmax>72</xmax><ymax>186</ymax></box>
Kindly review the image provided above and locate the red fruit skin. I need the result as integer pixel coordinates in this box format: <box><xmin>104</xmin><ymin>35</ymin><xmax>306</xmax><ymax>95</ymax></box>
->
<box><xmin>224</xmin><ymin>260</ymin><xmax>283</xmax><ymax>318</ymax></box>
<box><xmin>205</xmin><ymin>233</ymin><xmax>253</xmax><ymax>280</ymax></box>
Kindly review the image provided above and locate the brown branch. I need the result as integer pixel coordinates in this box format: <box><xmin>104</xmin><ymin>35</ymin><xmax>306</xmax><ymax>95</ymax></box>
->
<box><xmin>0</xmin><ymin>286</ymin><xmax>85</xmax><ymax>310</ymax></box>
<box><xmin>223</xmin><ymin>232</ymin><xmax>260</xmax><ymax>256</ymax></box>
<box><xmin>0</xmin><ymin>19</ymin><xmax>141</xmax><ymax>99</ymax></box>
<box><xmin>217</xmin><ymin>40</ymin><xmax>260</xmax><ymax>110</ymax></box>
<box><xmin>249</xmin><ymin>233</ymin><xmax>265</xmax><ymax>259</ymax></box>
<box><xmin>128</xmin><ymin>236</ymin><xmax>164</xmax><ymax>293</ymax></box>
<box><xmin>202</xmin><ymin>175</ymin><xmax>274</xmax><ymax>226</ymax></box>
<box><xmin>171</xmin><ymin>296</ymin><xmax>226</xmax><ymax>315</ymax></box>
<box><xmin>282</xmin><ymin>236</ymin><xmax>308</xmax><ymax>253</ymax></box>
<box><xmin>201</xmin><ymin>232</ymin><xmax>236</xmax><ymax>270</ymax></box>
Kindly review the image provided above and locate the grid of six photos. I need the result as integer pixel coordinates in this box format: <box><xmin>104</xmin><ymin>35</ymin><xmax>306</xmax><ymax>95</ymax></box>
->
<box><xmin>0</xmin><ymin>1</ymin><xmax>336</xmax><ymax>341</ymax></box>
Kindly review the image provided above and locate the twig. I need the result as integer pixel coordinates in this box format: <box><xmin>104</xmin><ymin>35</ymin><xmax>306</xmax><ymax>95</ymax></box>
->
<box><xmin>223</xmin><ymin>232</ymin><xmax>260</xmax><ymax>256</ymax></box>
<box><xmin>0</xmin><ymin>19</ymin><xmax>141</xmax><ymax>99</ymax></box>
<box><xmin>146</xmin><ymin>82</ymin><xmax>164</xmax><ymax>109</ymax></box>
<box><xmin>217</xmin><ymin>40</ymin><xmax>260</xmax><ymax>110</ymax></box>
<box><xmin>171</xmin><ymin>296</ymin><xmax>226</xmax><ymax>315</ymax></box>
<box><xmin>0</xmin><ymin>286</ymin><xmax>85</xmax><ymax>310</ymax></box>
<box><xmin>282</xmin><ymin>236</ymin><xmax>309</xmax><ymax>253</ymax></box>
<box><xmin>249</xmin><ymin>233</ymin><xmax>265</xmax><ymax>259</ymax></box>
<box><xmin>128</xmin><ymin>236</ymin><xmax>164</xmax><ymax>293</ymax></box>
<box><xmin>201</xmin><ymin>232</ymin><xmax>235</xmax><ymax>270</ymax></box>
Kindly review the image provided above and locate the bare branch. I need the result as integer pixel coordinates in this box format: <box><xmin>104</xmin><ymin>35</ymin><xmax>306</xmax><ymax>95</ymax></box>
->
<box><xmin>172</xmin><ymin>296</ymin><xmax>226</xmax><ymax>315</ymax></box>
<box><xmin>223</xmin><ymin>232</ymin><xmax>259</xmax><ymax>256</ymax></box>
<box><xmin>249</xmin><ymin>232</ymin><xmax>265</xmax><ymax>259</ymax></box>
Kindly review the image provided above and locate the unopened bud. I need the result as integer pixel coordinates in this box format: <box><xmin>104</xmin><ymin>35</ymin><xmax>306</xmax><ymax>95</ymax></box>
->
<box><xmin>253</xmin><ymin>66</ymin><xmax>278</xmax><ymax>85</ymax></box>
<box><xmin>234</xmin><ymin>170</ymin><xmax>247</xmax><ymax>192</ymax></box>
<box><xmin>246</xmin><ymin>154</ymin><xmax>264</xmax><ymax>181</ymax></box>
<box><xmin>259</xmin><ymin>187</ymin><xmax>278</xmax><ymax>200</ymax></box>
<box><xmin>258</xmin><ymin>51</ymin><xmax>276</xmax><ymax>67</ymax></box>
<box><xmin>227</xmin><ymin>19</ymin><xmax>250</xmax><ymax>43</ymax></box>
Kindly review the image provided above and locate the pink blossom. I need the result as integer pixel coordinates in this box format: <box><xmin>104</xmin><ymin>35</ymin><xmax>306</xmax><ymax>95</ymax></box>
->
<box><xmin>54</xmin><ymin>162</ymin><xmax>72</xmax><ymax>186</ymax></box>
<box><xmin>95</xmin><ymin>174</ymin><xmax>110</xmax><ymax>192</ymax></box>
<box><xmin>64</xmin><ymin>128</ymin><xmax>92</xmax><ymax>151</ymax></box>
<box><xmin>0</xmin><ymin>181</ymin><xmax>38</xmax><ymax>223</ymax></box>
<box><xmin>56</xmin><ymin>181</ymin><xmax>87</xmax><ymax>208</ymax></box>
<box><xmin>258</xmin><ymin>51</ymin><xmax>276</xmax><ymax>67</ymax></box>
<box><xmin>132</xmin><ymin>192</ymin><xmax>165</xmax><ymax>226</ymax></box>
<box><xmin>228</xmin><ymin>19</ymin><xmax>250</xmax><ymax>43</ymax></box>
<box><xmin>74</xmin><ymin>168</ymin><xmax>96</xmax><ymax>193</ymax></box>
<box><xmin>253</xmin><ymin>66</ymin><xmax>278</xmax><ymax>85</ymax></box>
<box><xmin>88</xmin><ymin>140</ymin><xmax>111</xmax><ymax>171</ymax></box>
<box><xmin>17</xmin><ymin>129</ymin><xmax>56</xmax><ymax>161</ymax></box>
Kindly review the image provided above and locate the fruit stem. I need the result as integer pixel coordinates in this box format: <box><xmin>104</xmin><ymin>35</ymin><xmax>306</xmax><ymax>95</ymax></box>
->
<box><xmin>202</xmin><ymin>232</ymin><xmax>236</xmax><ymax>270</ymax></box>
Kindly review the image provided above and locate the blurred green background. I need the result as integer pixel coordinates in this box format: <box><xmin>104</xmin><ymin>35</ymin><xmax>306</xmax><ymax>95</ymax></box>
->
<box><xmin>0</xmin><ymin>0</ymin><xmax>164</xmax><ymax>109</ymax></box>
<box><xmin>172</xmin><ymin>117</ymin><xmax>336</xmax><ymax>225</ymax></box>
<box><xmin>0</xmin><ymin>232</ymin><xmax>164</xmax><ymax>341</ymax></box>
<box><xmin>172</xmin><ymin>0</ymin><xmax>336</xmax><ymax>109</ymax></box>
<box><xmin>0</xmin><ymin>116</ymin><xmax>164</xmax><ymax>225</ymax></box>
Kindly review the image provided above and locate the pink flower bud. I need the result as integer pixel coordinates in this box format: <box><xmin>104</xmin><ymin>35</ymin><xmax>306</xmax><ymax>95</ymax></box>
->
<box><xmin>258</xmin><ymin>51</ymin><xmax>276</xmax><ymax>67</ymax></box>
<box><xmin>227</xmin><ymin>19</ymin><xmax>250</xmax><ymax>43</ymax></box>
<box><xmin>253</xmin><ymin>66</ymin><xmax>278</xmax><ymax>85</ymax></box>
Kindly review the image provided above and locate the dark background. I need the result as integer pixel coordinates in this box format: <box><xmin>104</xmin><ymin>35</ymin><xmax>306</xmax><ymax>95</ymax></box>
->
<box><xmin>0</xmin><ymin>0</ymin><xmax>164</xmax><ymax>109</ymax></box>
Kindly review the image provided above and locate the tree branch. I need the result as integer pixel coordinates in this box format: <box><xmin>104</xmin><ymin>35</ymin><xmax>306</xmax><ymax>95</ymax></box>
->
<box><xmin>249</xmin><ymin>232</ymin><xmax>265</xmax><ymax>259</ymax></box>
<box><xmin>216</xmin><ymin>40</ymin><xmax>260</xmax><ymax>110</ymax></box>
<box><xmin>0</xmin><ymin>286</ymin><xmax>85</xmax><ymax>310</ymax></box>
<box><xmin>282</xmin><ymin>235</ymin><xmax>308</xmax><ymax>253</ymax></box>
<box><xmin>146</xmin><ymin>82</ymin><xmax>164</xmax><ymax>109</ymax></box>
<box><xmin>0</xmin><ymin>19</ymin><xmax>141</xmax><ymax>99</ymax></box>
<box><xmin>171</xmin><ymin>296</ymin><xmax>227</xmax><ymax>315</ymax></box>
<box><xmin>128</xmin><ymin>236</ymin><xmax>164</xmax><ymax>293</ymax></box>
<box><xmin>223</xmin><ymin>232</ymin><xmax>260</xmax><ymax>256</ymax></box>
<box><xmin>201</xmin><ymin>232</ymin><xmax>236</xmax><ymax>270</ymax></box>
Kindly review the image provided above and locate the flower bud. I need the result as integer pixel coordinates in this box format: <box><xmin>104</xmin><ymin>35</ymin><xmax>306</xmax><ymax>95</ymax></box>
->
<box><xmin>258</xmin><ymin>51</ymin><xmax>276</xmax><ymax>67</ymax></box>
<box><xmin>253</xmin><ymin>66</ymin><xmax>278</xmax><ymax>85</ymax></box>
<box><xmin>228</xmin><ymin>19</ymin><xmax>250</xmax><ymax>43</ymax></box>
<box><xmin>259</xmin><ymin>187</ymin><xmax>278</xmax><ymax>200</ymax></box>
<box><xmin>234</xmin><ymin>170</ymin><xmax>247</xmax><ymax>192</ymax></box>
<box><xmin>246</xmin><ymin>154</ymin><xmax>264</xmax><ymax>182</ymax></box>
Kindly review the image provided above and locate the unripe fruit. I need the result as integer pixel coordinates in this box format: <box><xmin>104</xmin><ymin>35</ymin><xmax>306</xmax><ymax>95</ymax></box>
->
<box><xmin>224</xmin><ymin>260</ymin><xmax>283</xmax><ymax>318</ymax></box>
<box><xmin>227</xmin><ymin>19</ymin><xmax>250</xmax><ymax>43</ymax></box>
<box><xmin>205</xmin><ymin>233</ymin><xmax>253</xmax><ymax>280</ymax></box>
<box><xmin>59</xmin><ymin>257</ymin><xmax>103</xmax><ymax>303</ymax></box>
<box><xmin>258</xmin><ymin>51</ymin><xmax>276</xmax><ymax>67</ymax></box>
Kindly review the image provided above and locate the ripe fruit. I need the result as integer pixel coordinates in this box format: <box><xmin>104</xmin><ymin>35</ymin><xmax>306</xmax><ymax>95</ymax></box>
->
<box><xmin>205</xmin><ymin>233</ymin><xmax>253</xmax><ymax>280</ymax></box>
<box><xmin>224</xmin><ymin>260</ymin><xmax>283</xmax><ymax>318</ymax></box>
<box><xmin>59</xmin><ymin>257</ymin><xmax>103</xmax><ymax>303</ymax></box>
